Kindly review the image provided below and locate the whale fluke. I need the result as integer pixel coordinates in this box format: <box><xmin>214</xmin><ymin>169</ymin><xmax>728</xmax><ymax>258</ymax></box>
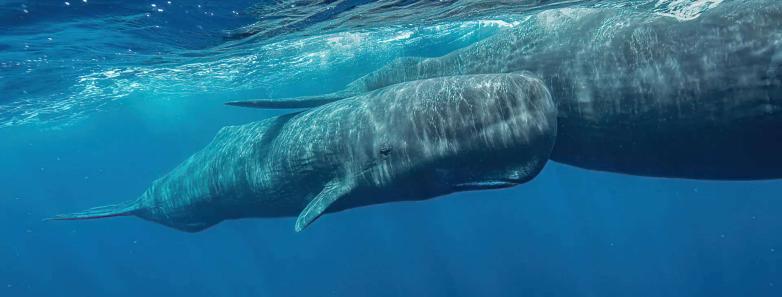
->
<box><xmin>224</xmin><ymin>56</ymin><xmax>431</xmax><ymax>109</ymax></box>
<box><xmin>46</xmin><ymin>200</ymin><xmax>138</xmax><ymax>221</ymax></box>
<box><xmin>225</xmin><ymin>91</ymin><xmax>355</xmax><ymax>109</ymax></box>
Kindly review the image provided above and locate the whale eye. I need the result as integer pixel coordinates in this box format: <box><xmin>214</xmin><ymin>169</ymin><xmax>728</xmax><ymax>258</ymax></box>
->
<box><xmin>379</xmin><ymin>144</ymin><xmax>392</xmax><ymax>157</ymax></box>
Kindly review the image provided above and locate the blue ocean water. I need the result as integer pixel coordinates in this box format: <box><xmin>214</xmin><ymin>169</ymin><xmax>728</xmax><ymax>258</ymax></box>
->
<box><xmin>1</xmin><ymin>0</ymin><xmax>780</xmax><ymax>296</ymax></box>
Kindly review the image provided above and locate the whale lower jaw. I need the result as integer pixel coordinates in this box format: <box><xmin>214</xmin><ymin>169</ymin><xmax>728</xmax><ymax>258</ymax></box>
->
<box><xmin>452</xmin><ymin>180</ymin><xmax>521</xmax><ymax>191</ymax></box>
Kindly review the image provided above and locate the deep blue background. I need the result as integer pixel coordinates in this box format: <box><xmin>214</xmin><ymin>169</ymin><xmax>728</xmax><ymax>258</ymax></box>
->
<box><xmin>1</xmin><ymin>1</ymin><xmax>781</xmax><ymax>296</ymax></box>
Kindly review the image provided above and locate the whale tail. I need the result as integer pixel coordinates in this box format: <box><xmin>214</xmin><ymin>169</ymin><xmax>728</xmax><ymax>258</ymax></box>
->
<box><xmin>224</xmin><ymin>90</ymin><xmax>357</xmax><ymax>109</ymax></box>
<box><xmin>45</xmin><ymin>200</ymin><xmax>139</xmax><ymax>221</ymax></box>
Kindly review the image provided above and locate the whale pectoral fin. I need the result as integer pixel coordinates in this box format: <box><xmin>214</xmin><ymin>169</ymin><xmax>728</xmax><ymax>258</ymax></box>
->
<box><xmin>225</xmin><ymin>91</ymin><xmax>354</xmax><ymax>109</ymax></box>
<box><xmin>295</xmin><ymin>179</ymin><xmax>352</xmax><ymax>232</ymax></box>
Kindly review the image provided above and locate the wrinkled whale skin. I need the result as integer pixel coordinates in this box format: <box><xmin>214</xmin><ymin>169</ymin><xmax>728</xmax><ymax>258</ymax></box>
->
<box><xmin>331</xmin><ymin>0</ymin><xmax>782</xmax><ymax>180</ymax></box>
<box><xmin>51</xmin><ymin>73</ymin><xmax>557</xmax><ymax>232</ymax></box>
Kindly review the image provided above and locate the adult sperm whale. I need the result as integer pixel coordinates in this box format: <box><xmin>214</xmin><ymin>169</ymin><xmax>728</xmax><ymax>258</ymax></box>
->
<box><xmin>49</xmin><ymin>73</ymin><xmax>557</xmax><ymax>232</ymax></box>
<box><xmin>231</xmin><ymin>0</ymin><xmax>782</xmax><ymax>180</ymax></box>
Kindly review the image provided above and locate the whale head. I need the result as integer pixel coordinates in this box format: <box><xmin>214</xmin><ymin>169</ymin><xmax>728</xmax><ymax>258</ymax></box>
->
<box><xmin>355</xmin><ymin>73</ymin><xmax>558</xmax><ymax>196</ymax></box>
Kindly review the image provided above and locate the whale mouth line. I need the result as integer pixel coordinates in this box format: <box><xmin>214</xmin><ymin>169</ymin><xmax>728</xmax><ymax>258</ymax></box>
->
<box><xmin>453</xmin><ymin>180</ymin><xmax>521</xmax><ymax>191</ymax></box>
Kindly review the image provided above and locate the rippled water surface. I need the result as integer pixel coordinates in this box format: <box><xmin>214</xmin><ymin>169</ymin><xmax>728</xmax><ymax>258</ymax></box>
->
<box><xmin>0</xmin><ymin>0</ymin><xmax>726</xmax><ymax>127</ymax></box>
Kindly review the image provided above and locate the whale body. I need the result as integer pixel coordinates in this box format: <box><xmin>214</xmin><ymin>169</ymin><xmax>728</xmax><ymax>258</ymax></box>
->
<box><xmin>50</xmin><ymin>73</ymin><xmax>557</xmax><ymax>232</ymax></box>
<box><xmin>231</xmin><ymin>0</ymin><xmax>782</xmax><ymax>180</ymax></box>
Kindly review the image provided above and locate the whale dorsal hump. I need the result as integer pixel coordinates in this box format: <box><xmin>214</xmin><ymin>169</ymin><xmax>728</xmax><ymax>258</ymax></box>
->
<box><xmin>225</xmin><ymin>91</ymin><xmax>353</xmax><ymax>109</ymax></box>
<box><xmin>295</xmin><ymin>179</ymin><xmax>353</xmax><ymax>232</ymax></box>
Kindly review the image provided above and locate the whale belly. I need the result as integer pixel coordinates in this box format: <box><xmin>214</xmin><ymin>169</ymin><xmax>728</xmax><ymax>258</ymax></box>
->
<box><xmin>551</xmin><ymin>90</ymin><xmax>782</xmax><ymax>180</ymax></box>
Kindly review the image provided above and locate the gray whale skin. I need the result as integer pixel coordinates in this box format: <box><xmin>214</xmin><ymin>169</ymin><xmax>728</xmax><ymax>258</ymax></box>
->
<box><xmin>50</xmin><ymin>74</ymin><xmax>557</xmax><ymax>232</ymax></box>
<box><xmin>231</xmin><ymin>0</ymin><xmax>782</xmax><ymax>180</ymax></box>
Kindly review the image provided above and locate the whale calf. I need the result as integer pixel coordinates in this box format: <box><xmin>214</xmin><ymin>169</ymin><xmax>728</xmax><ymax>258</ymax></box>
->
<box><xmin>231</xmin><ymin>0</ymin><xmax>782</xmax><ymax>180</ymax></box>
<box><xmin>50</xmin><ymin>73</ymin><xmax>557</xmax><ymax>232</ymax></box>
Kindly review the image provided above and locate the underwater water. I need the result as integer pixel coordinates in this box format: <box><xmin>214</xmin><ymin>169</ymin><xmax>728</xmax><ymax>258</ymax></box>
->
<box><xmin>1</xmin><ymin>0</ymin><xmax>781</xmax><ymax>296</ymax></box>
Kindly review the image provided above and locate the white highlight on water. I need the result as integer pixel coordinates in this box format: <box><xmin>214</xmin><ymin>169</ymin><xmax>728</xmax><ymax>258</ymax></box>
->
<box><xmin>654</xmin><ymin>0</ymin><xmax>723</xmax><ymax>21</ymax></box>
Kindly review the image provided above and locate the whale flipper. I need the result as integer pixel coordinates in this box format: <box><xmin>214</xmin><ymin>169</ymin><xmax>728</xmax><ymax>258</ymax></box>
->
<box><xmin>225</xmin><ymin>91</ymin><xmax>354</xmax><ymax>109</ymax></box>
<box><xmin>295</xmin><ymin>179</ymin><xmax>353</xmax><ymax>232</ymax></box>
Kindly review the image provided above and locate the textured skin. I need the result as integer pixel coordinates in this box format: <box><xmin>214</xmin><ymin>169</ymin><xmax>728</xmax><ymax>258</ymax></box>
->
<box><xmin>334</xmin><ymin>0</ymin><xmax>782</xmax><ymax>180</ymax></box>
<box><xmin>125</xmin><ymin>73</ymin><xmax>557</xmax><ymax>232</ymax></box>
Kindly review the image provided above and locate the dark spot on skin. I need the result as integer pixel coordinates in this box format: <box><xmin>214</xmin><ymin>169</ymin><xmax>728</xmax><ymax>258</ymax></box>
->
<box><xmin>379</xmin><ymin>144</ymin><xmax>392</xmax><ymax>156</ymax></box>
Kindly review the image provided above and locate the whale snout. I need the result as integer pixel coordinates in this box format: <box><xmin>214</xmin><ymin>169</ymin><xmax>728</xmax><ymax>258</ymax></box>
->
<box><xmin>419</xmin><ymin>73</ymin><xmax>557</xmax><ymax>191</ymax></box>
<box><xmin>475</xmin><ymin>72</ymin><xmax>557</xmax><ymax>145</ymax></box>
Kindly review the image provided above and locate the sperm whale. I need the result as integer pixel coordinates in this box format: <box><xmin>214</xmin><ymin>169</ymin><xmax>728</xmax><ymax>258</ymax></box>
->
<box><xmin>50</xmin><ymin>73</ymin><xmax>557</xmax><ymax>232</ymax></box>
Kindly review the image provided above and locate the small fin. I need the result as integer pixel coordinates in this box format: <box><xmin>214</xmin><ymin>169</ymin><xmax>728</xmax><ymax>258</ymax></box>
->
<box><xmin>45</xmin><ymin>200</ymin><xmax>138</xmax><ymax>221</ymax></box>
<box><xmin>295</xmin><ymin>179</ymin><xmax>353</xmax><ymax>232</ymax></box>
<box><xmin>225</xmin><ymin>91</ymin><xmax>354</xmax><ymax>109</ymax></box>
